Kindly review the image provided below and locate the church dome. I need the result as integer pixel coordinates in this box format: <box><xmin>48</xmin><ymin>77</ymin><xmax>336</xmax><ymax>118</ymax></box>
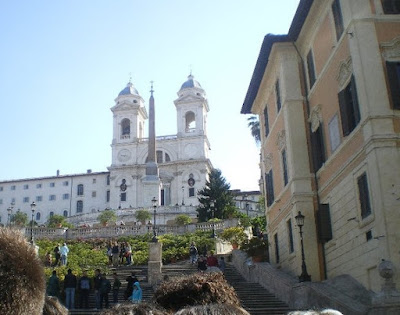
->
<box><xmin>119</xmin><ymin>82</ymin><xmax>139</xmax><ymax>96</ymax></box>
<box><xmin>180</xmin><ymin>74</ymin><xmax>202</xmax><ymax>90</ymax></box>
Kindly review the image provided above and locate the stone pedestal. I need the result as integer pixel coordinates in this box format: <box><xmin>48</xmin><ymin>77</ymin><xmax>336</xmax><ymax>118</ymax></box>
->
<box><xmin>148</xmin><ymin>242</ymin><xmax>162</xmax><ymax>286</ymax></box>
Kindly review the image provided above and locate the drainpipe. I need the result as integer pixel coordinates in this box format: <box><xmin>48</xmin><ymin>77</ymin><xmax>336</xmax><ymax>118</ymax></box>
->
<box><xmin>290</xmin><ymin>40</ymin><xmax>328</xmax><ymax>280</ymax></box>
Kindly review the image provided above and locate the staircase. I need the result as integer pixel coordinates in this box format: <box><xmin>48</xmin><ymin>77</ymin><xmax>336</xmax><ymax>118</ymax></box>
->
<box><xmin>224</xmin><ymin>264</ymin><xmax>291</xmax><ymax>315</ymax></box>
<box><xmin>69</xmin><ymin>261</ymin><xmax>291</xmax><ymax>315</ymax></box>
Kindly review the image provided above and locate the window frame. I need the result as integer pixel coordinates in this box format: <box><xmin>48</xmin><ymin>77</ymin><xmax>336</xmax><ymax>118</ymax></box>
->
<box><xmin>385</xmin><ymin>61</ymin><xmax>400</xmax><ymax>109</ymax></box>
<box><xmin>307</xmin><ymin>49</ymin><xmax>316</xmax><ymax>89</ymax></box>
<box><xmin>332</xmin><ymin>0</ymin><xmax>344</xmax><ymax>41</ymax></box>
<box><xmin>275</xmin><ymin>80</ymin><xmax>282</xmax><ymax>113</ymax></box>
<box><xmin>265</xmin><ymin>169</ymin><xmax>275</xmax><ymax>207</ymax></box>
<box><xmin>338</xmin><ymin>75</ymin><xmax>360</xmax><ymax>137</ymax></box>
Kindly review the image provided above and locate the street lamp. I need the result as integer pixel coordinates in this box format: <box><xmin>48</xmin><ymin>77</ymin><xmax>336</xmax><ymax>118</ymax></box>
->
<box><xmin>30</xmin><ymin>201</ymin><xmax>36</xmax><ymax>245</ymax></box>
<box><xmin>210</xmin><ymin>200</ymin><xmax>215</xmax><ymax>238</ymax></box>
<box><xmin>151</xmin><ymin>197</ymin><xmax>158</xmax><ymax>242</ymax></box>
<box><xmin>295</xmin><ymin>211</ymin><xmax>311</xmax><ymax>282</ymax></box>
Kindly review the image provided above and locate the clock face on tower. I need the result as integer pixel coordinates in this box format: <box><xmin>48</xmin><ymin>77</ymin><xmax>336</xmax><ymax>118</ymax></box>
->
<box><xmin>117</xmin><ymin>149</ymin><xmax>131</xmax><ymax>162</ymax></box>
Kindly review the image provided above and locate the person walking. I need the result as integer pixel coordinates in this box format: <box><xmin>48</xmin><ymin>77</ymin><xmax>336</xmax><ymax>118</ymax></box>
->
<box><xmin>112</xmin><ymin>272</ymin><xmax>121</xmax><ymax>304</ymax></box>
<box><xmin>78</xmin><ymin>270</ymin><xmax>91</xmax><ymax>309</ymax></box>
<box><xmin>129</xmin><ymin>281</ymin><xmax>142</xmax><ymax>304</ymax></box>
<box><xmin>189</xmin><ymin>242</ymin><xmax>198</xmax><ymax>264</ymax></box>
<box><xmin>60</xmin><ymin>243</ymin><xmax>69</xmax><ymax>266</ymax></box>
<box><xmin>64</xmin><ymin>268</ymin><xmax>77</xmax><ymax>309</ymax></box>
<box><xmin>93</xmin><ymin>269</ymin><xmax>102</xmax><ymax>309</ymax></box>
<box><xmin>111</xmin><ymin>242</ymin><xmax>119</xmax><ymax>267</ymax></box>
<box><xmin>99</xmin><ymin>273</ymin><xmax>111</xmax><ymax>309</ymax></box>
<box><xmin>47</xmin><ymin>270</ymin><xmax>60</xmax><ymax>298</ymax></box>
<box><xmin>53</xmin><ymin>244</ymin><xmax>61</xmax><ymax>267</ymax></box>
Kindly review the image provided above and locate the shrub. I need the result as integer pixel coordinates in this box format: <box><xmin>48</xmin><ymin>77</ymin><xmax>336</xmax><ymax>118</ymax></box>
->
<box><xmin>241</xmin><ymin>237</ymin><xmax>268</xmax><ymax>260</ymax></box>
<box><xmin>47</xmin><ymin>215</ymin><xmax>74</xmax><ymax>228</ymax></box>
<box><xmin>219</xmin><ymin>226</ymin><xmax>247</xmax><ymax>246</ymax></box>
<box><xmin>97</xmin><ymin>210</ymin><xmax>117</xmax><ymax>225</ymax></box>
<box><xmin>134</xmin><ymin>209</ymin><xmax>152</xmax><ymax>224</ymax></box>
<box><xmin>175</xmin><ymin>214</ymin><xmax>192</xmax><ymax>226</ymax></box>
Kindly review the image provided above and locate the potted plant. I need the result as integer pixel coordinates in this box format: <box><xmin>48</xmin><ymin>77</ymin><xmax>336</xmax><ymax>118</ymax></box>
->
<box><xmin>219</xmin><ymin>226</ymin><xmax>247</xmax><ymax>249</ymax></box>
<box><xmin>97</xmin><ymin>210</ymin><xmax>117</xmax><ymax>226</ymax></box>
<box><xmin>241</xmin><ymin>237</ymin><xmax>269</xmax><ymax>262</ymax></box>
<box><xmin>175</xmin><ymin>214</ymin><xmax>192</xmax><ymax>226</ymax></box>
<box><xmin>134</xmin><ymin>209</ymin><xmax>152</xmax><ymax>225</ymax></box>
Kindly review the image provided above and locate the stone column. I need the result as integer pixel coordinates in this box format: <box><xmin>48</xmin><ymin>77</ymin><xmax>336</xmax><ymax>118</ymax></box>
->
<box><xmin>148</xmin><ymin>241</ymin><xmax>162</xmax><ymax>286</ymax></box>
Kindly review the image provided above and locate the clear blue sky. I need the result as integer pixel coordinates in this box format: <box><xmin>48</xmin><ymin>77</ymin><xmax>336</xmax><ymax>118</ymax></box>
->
<box><xmin>0</xmin><ymin>1</ymin><xmax>299</xmax><ymax>191</ymax></box>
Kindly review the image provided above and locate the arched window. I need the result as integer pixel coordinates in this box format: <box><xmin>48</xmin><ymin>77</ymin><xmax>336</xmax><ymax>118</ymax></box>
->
<box><xmin>156</xmin><ymin>150</ymin><xmax>163</xmax><ymax>163</ymax></box>
<box><xmin>36</xmin><ymin>212</ymin><xmax>41</xmax><ymax>221</ymax></box>
<box><xmin>165</xmin><ymin>153</ymin><xmax>171</xmax><ymax>162</ymax></box>
<box><xmin>185</xmin><ymin>111</ymin><xmax>196</xmax><ymax>132</ymax></box>
<box><xmin>63</xmin><ymin>210</ymin><xmax>68</xmax><ymax>217</ymax></box>
<box><xmin>77</xmin><ymin>184</ymin><xmax>84</xmax><ymax>196</ymax></box>
<box><xmin>121</xmin><ymin>118</ymin><xmax>130</xmax><ymax>136</ymax></box>
<box><xmin>77</xmin><ymin>200</ymin><xmax>83</xmax><ymax>213</ymax></box>
<box><xmin>49</xmin><ymin>211</ymin><xmax>54</xmax><ymax>217</ymax></box>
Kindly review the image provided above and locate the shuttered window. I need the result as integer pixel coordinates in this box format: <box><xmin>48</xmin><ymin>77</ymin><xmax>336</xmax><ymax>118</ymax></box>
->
<box><xmin>282</xmin><ymin>149</ymin><xmax>289</xmax><ymax>186</ymax></box>
<box><xmin>338</xmin><ymin>75</ymin><xmax>360</xmax><ymax>136</ymax></box>
<box><xmin>386</xmin><ymin>61</ymin><xmax>400</xmax><ymax>109</ymax></box>
<box><xmin>307</xmin><ymin>50</ymin><xmax>316</xmax><ymax>88</ymax></box>
<box><xmin>332</xmin><ymin>0</ymin><xmax>344</xmax><ymax>40</ymax></box>
<box><xmin>358</xmin><ymin>173</ymin><xmax>372</xmax><ymax>219</ymax></box>
<box><xmin>287</xmin><ymin>219</ymin><xmax>294</xmax><ymax>253</ymax></box>
<box><xmin>265</xmin><ymin>169</ymin><xmax>275</xmax><ymax>207</ymax></box>
<box><xmin>76</xmin><ymin>200</ymin><xmax>83</xmax><ymax>213</ymax></box>
<box><xmin>276</xmin><ymin>80</ymin><xmax>281</xmax><ymax>112</ymax></box>
<box><xmin>311</xmin><ymin>125</ymin><xmax>326</xmax><ymax>172</ymax></box>
<box><xmin>264</xmin><ymin>107</ymin><xmax>270</xmax><ymax>136</ymax></box>
<box><xmin>274</xmin><ymin>233</ymin><xmax>280</xmax><ymax>263</ymax></box>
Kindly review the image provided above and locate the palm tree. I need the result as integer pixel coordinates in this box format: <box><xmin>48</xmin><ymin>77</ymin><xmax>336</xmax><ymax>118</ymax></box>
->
<box><xmin>247</xmin><ymin>115</ymin><xmax>261</xmax><ymax>145</ymax></box>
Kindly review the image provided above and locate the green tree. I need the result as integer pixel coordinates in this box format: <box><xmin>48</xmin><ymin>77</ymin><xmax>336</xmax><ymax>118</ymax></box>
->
<box><xmin>47</xmin><ymin>214</ymin><xmax>73</xmax><ymax>228</ymax></box>
<box><xmin>247</xmin><ymin>115</ymin><xmax>261</xmax><ymax>145</ymax></box>
<box><xmin>11</xmin><ymin>211</ymin><xmax>28</xmax><ymax>226</ymax></box>
<box><xmin>175</xmin><ymin>214</ymin><xmax>192</xmax><ymax>226</ymax></box>
<box><xmin>134</xmin><ymin>209</ymin><xmax>152</xmax><ymax>224</ymax></box>
<box><xmin>196</xmin><ymin>169</ymin><xmax>236</xmax><ymax>222</ymax></box>
<box><xmin>97</xmin><ymin>210</ymin><xmax>117</xmax><ymax>226</ymax></box>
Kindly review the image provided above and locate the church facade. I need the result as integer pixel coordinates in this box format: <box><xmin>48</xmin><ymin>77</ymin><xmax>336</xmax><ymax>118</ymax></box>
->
<box><xmin>0</xmin><ymin>75</ymin><xmax>212</xmax><ymax>225</ymax></box>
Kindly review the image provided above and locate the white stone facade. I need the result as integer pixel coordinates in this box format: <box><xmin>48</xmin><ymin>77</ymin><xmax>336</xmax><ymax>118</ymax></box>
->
<box><xmin>0</xmin><ymin>75</ymin><xmax>212</xmax><ymax>225</ymax></box>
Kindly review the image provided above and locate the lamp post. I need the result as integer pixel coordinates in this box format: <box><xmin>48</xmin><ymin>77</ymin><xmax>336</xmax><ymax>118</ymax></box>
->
<box><xmin>295</xmin><ymin>211</ymin><xmax>311</xmax><ymax>282</ymax></box>
<box><xmin>152</xmin><ymin>197</ymin><xmax>158</xmax><ymax>242</ymax></box>
<box><xmin>30</xmin><ymin>201</ymin><xmax>36</xmax><ymax>245</ymax></box>
<box><xmin>210</xmin><ymin>200</ymin><xmax>215</xmax><ymax>238</ymax></box>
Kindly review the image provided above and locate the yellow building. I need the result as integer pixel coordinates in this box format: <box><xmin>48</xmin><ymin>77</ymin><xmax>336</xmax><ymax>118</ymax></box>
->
<box><xmin>241</xmin><ymin>0</ymin><xmax>400</xmax><ymax>292</ymax></box>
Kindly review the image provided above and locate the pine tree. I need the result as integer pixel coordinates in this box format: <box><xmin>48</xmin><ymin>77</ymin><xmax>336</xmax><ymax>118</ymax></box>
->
<box><xmin>196</xmin><ymin>169</ymin><xmax>236</xmax><ymax>222</ymax></box>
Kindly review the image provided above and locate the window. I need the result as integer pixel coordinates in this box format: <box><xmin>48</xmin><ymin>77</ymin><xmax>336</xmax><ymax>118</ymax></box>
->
<box><xmin>49</xmin><ymin>195</ymin><xmax>56</xmax><ymax>201</ymax></box>
<box><xmin>332</xmin><ymin>0</ymin><xmax>344</xmax><ymax>40</ymax></box>
<box><xmin>189</xmin><ymin>187</ymin><xmax>195</xmax><ymax>197</ymax></box>
<box><xmin>385</xmin><ymin>61</ymin><xmax>400</xmax><ymax>109</ymax></box>
<box><xmin>92</xmin><ymin>178</ymin><xmax>96</xmax><ymax>184</ymax></box>
<box><xmin>23</xmin><ymin>184</ymin><xmax>29</xmax><ymax>190</ymax></box>
<box><xmin>23</xmin><ymin>197</ymin><xmax>29</xmax><ymax>203</ymax></box>
<box><xmin>274</xmin><ymin>233</ymin><xmax>280</xmax><ymax>263</ymax></box>
<box><xmin>49</xmin><ymin>211</ymin><xmax>54</xmax><ymax>217</ymax></box>
<box><xmin>92</xmin><ymin>191</ymin><xmax>97</xmax><ymax>198</ymax></box>
<box><xmin>328</xmin><ymin>114</ymin><xmax>341</xmax><ymax>152</ymax></box>
<box><xmin>338</xmin><ymin>75</ymin><xmax>360</xmax><ymax>136</ymax></box>
<box><xmin>63</xmin><ymin>193</ymin><xmax>70</xmax><ymax>200</ymax></box>
<box><xmin>63</xmin><ymin>210</ymin><xmax>68</xmax><ymax>217</ymax></box>
<box><xmin>77</xmin><ymin>184</ymin><xmax>84</xmax><ymax>196</ymax></box>
<box><xmin>382</xmin><ymin>0</ymin><xmax>400</xmax><ymax>14</ymax></box>
<box><xmin>120</xmin><ymin>193</ymin><xmax>126</xmax><ymax>202</ymax></box>
<box><xmin>121</xmin><ymin>118</ymin><xmax>131</xmax><ymax>136</ymax></box>
<box><xmin>311</xmin><ymin>125</ymin><xmax>326</xmax><ymax>172</ymax></box>
<box><xmin>265</xmin><ymin>169</ymin><xmax>275</xmax><ymax>206</ymax></box>
<box><xmin>275</xmin><ymin>80</ymin><xmax>281</xmax><ymax>112</ymax></box>
<box><xmin>165</xmin><ymin>153</ymin><xmax>171</xmax><ymax>162</ymax></box>
<box><xmin>36</xmin><ymin>196</ymin><xmax>42</xmax><ymax>202</ymax></box>
<box><xmin>358</xmin><ymin>172</ymin><xmax>372</xmax><ymax>219</ymax></box>
<box><xmin>11</xmin><ymin>185</ymin><xmax>16</xmax><ymax>190</ymax></box>
<box><xmin>264</xmin><ymin>106</ymin><xmax>270</xmax><ymax>137</ymax></box>
<box><xmin>11</xmin><ymin>198</ymin><xmax>15</xmax><ymax>203</ymax></box>
<box><xmin>106</xmin><ymin>190</ymin><xmax>110</xmax><ymax>202</ymax></box>
<box><xmin>287</xmin><ymin>219</ymin><xmax>294</xmax><ymax>253</ymax></box>
<box><xmin>36</xmin><ymin>212</ymin><xmax>41</xmax><ymax>221</ymax></box>
<box><xmin>63</xmin><ymin>181</ymin><xmax>69</xmax><ymax>186</ymax></box>
<box><xmin>307</xmin><ymin>50</ymin><xmax>316</xmax><ymax>88</ymax></box>
<box><xmin>185</xmin><ymin>111</ymin><xmax>196</xmax><ymax>131</ymax></box>
<box><xmin>282</xmin><ymin>149</ymin><xmax>289</xmax><ymax>186</ymax></box>
<box><xmin>156</xmin><ymin>150</ymin><xmax>163</xmax><ymax>163</ymax></box>
<box><xmin>107</xmin><ymin>175</ymin><xmax>110</xmax><ymax>185</ymax></box>
<box><xmin>36</xmin><ymin>183</ymin><xmax>42</xmax><ymax>189</ymax></box>
<box><xmin>76</xmin><ymin>200</ymin><xmax>83</xmax><ymax>213</ymax></box>
<box><xmin>50</xmin><ymin>182</ymin><xmax>55</xmax><ymax>187</ymax></box>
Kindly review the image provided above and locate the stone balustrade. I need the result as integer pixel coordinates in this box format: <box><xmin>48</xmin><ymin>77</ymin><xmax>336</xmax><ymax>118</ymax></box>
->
<box><xmin>21</xmin><ymin>218</ymin><xmax>238</xmax><ymax>240</ymax></box>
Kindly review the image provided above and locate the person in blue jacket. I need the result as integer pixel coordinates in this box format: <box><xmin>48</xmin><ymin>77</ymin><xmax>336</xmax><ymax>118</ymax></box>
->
<box><xmin>129</xmin><ymin>281</ymin><xmax>142</xmax><ymax>304</ymax></box>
